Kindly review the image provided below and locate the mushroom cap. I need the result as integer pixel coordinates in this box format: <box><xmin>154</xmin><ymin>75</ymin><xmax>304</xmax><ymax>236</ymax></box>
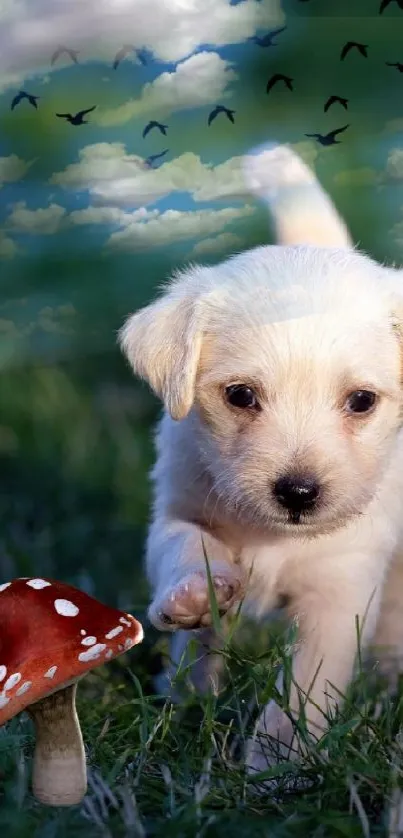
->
<box><xmin>0</xmin><ymin>577</ymin><xmax>143</xmax><ymax>725</ymax></box>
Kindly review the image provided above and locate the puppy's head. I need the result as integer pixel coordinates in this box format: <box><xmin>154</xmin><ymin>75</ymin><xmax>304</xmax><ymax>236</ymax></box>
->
<box><xmin>120</xmin><ymin>245</ymin><xmax>403</xmax><ymax>538</ymax></box>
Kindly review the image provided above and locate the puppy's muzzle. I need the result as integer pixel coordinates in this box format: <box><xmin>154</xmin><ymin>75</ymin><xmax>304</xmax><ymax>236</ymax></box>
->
<box><xmin>272</xmin><ymin>474</ymin><xmax>320</xmax><ymax>523</ymax></box>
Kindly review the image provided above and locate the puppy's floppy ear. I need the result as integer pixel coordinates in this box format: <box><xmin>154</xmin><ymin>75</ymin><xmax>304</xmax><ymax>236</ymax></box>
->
<box><xmin>119</xmin><ymin>283</ymin><xmax>203</xmax><ymax>421</ymax></box>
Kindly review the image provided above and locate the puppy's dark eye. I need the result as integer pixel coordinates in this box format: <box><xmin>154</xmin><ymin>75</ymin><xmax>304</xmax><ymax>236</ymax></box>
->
<box><xmin>225</xmin><ymin>384</ymin><xmax>259</xmax><ymax>410</ymax></box>
<box><xmin>345</xmin><ymin>390</ymin><xmax>377</xmax><ymax>414</ymax></box>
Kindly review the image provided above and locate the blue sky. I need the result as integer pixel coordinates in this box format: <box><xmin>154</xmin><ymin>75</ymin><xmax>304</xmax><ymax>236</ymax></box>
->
<box><xmin>1</xmin><ymin>0</ymin><xmax>403</xmax><ymax>361</ymax></box>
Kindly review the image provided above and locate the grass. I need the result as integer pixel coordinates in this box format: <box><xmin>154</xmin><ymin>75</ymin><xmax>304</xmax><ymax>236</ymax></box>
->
<box><xmin>1</xmin><ymin>361</ymin><xmax>403</xmax><ymax>837</ymax></box>
<box><xmin>2</xmin><ymin>627</ymin><xmax>403</xmax><ymax>838</ymax></box>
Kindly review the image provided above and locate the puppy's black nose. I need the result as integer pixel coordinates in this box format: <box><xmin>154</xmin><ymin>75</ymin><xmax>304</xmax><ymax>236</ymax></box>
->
<box><xmin>273</xmin><ymin>474</ymin><xmax>319</xmax><ymax>514</ymax></box>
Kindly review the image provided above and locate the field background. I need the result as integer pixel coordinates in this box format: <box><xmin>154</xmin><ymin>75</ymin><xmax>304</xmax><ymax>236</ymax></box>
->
<box><xmin>1</xmin><ymin>0</ymin><xmax>403</xmax><ymax>834</ymax></box>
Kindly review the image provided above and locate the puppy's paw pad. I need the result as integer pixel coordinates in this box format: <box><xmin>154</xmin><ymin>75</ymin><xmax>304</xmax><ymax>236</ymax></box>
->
<box><xmin>151</xmin><ymin>570</ymin><xmax>243</xmax><ymax>629</ymax></box>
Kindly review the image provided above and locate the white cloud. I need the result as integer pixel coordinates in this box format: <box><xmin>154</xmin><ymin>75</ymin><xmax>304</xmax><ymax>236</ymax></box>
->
<box><xmin>50</xmin><ymin>142</ymin><xmax>145</xmax><ymax>194</ymax></box>
<box><xmin>4</xmin><ymin>191</ymin><xmax>254</xmax><ymax>255</ymax></box>
<box><xmin>192</xmin><ymin>144</ymin><xmax>320</xmax><ymax>202</ymax></box>
<box><xmin>96</xmin><ymin>51</ymin><xmax>237</xmax><ymax>126</ymax></box>
<box><xmin>0</xmin><ymin>0</ymin><xmax>283</xmax><ymax>92</ymax></box>
<box><xmin>0</xmin><ymin>154</ymin><xmax>32</xmax><ymax>186</ymax></box>
<box><xmin>190</xmin><ymin>231</ymin><xmax>243</xmax><ymax>257</ymax></box>
<box><xmin>193</xmin><ymin>156</ymin><xmax>252</xmax><ymax>202</ymax></box>
<box><xmin>0</xmin><ymin>230</ymin><xmax>17</xmax><ymax>258</ymax></box>
<box><xmin>51</xmin><ymin>142</ymin><xmax>304</xmax><ymax>209</ymax></box>
<box><xmin>7</xmin><ymin>201</ymin><xmax>66</xmax><ymax>234</ymax></box>
<box><xmin>106</xmin><ymin>204</ymin><xmax>255</xmax><ymax>252</ymax></box>
<box><xmin>69</xmin><ymin>204</ymin><xmax>157</xmax><ymax>226</ymax></box>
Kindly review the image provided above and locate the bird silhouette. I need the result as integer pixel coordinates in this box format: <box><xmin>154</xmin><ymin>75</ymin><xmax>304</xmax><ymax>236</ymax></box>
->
<box><xmin>324</xmin><ymin>95</ymin><xmax>349</xmax><ymax>112</ymax></box>
<box><xmin>340</xmin><ymin>41</ymin><xmax>368</xmax><ymax>60</ymax></box>
<box><xmin>145</xmin><ymin>149</ymin><xmax>169</xmax><ymax>168</ymax></box>
<box><xmin>305</xmin><ymin>125</ymin><xmax>350</xmax><ymax>146</ymax></box>
<box><xmin>266</xmin><ymin>73</ymin><xmax>293</xmax><ymax>93</ymax></box>
<box><xmin>113</xmin><ymin>44</ymin><xmax>136</xmax><ymax>69</ymax></box>
<box><xmin>51</xmin><ymin>45</ymin><xmax>79</xmax><ymax>65</ymax></box>
<box><xmin>11</xmin><ymin>90</ymin><xmax>40</xmax><ymax>110</ymax></box>
<box><xmin>56</xmin><ymin>106</ymin><xmax>96</xmax><ymax>125</ymax></box>
<box><xmin>386</xmin><ymin>60</ymin><xmax>403</xmax><ymax>71</ymax></box>
<box><xmin>380</xmin><ymin>0</ymin><xmax>403</xmax><ymax>12</ymax></box>
<box><xmin>142</xmin><ymin>120</ymin><xmax>168</xmax><ymax>138</ymax></box>
<box><xmin>208</xmin><ymin>105</ymin><xmax>236</xmax><ymax>125</ymax></box>
<box><xmin>249</xmin><ymin>27</ymin><xmax>287</xmax><ymax>47</ymax></box>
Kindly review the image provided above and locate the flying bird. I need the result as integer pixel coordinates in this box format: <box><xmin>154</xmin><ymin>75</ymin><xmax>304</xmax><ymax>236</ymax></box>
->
<box><xmin>386</xmin><ymin>61</ymin><xmax>403</xmax><ymax>71</ymax></box>
<box><xmin>142</xmin><ymin>120</ymin><xmax>168</xmax><ymax>138</ymax></box>
<box><xmin>380</xmin><ymin>0</ymin><xmax>403</xmax><ymax>12</ymax></box>
<box><xmin>207</xmin><ymin>105</ymin><xmax>236</xmax><ymax>125</ymax></box>
<box><xmin>145</xmin><ymin>149</ymin><xmax>169</xmax><ymax>168</ymax></box>
<box><xmin>51</xmin><ymin>45</ymin><xmax>79</xmax><ymax>65</ymax></box>
<box><xmin>324</xmin><ymin>95</ymin><xmax>349</xmax><ymax>112</ymax></box>
<box><xmin>249</xmin><ymin>27</ymin><xmax>287</xmax><ymax>47</ymax></box>
<box><xmin>113</xmin><ymin>44</ymin><xmax>136</xmax><ymax>69</ymax></box>
<box><xmin>305</xmin><ymin>124</ymin><xmax>350</xmax><ymax>146</ymax></box>
<box><xmin>266</xmin><ymin>73</ymin><xmax>293</xmax><ymax>93</ymax></box>
<box><xmin>340</xmin><ymin>41</ymin><xmax>368</xmax><ymax>60</ymax></box>
<box><xmin>56</xmin><ymin>106</ymin><xmax>96</xmax><ymax>125</ymax></box>
<box><xmin>11</xmin><ymin>90</ymin><xmax>40</xmax><ymax>110</ymax></box>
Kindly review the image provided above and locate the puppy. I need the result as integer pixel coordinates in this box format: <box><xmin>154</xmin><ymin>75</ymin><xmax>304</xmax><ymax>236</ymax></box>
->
<box><xmin>119</xmin><ymin>144</ymin><xmax>403</xmax><ymax>774</ymax></box>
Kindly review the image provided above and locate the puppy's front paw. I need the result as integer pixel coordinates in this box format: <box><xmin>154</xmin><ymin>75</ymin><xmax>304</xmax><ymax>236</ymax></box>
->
<box><xmin>149</xmin><ymin>566</ymin><xmax>244</xmax><ymax>630</ymax></box>
<box><xmin>245</xmin><ymin>727</ymin><xmax>310</xmax><ymax>796</ymax></box>
<box><xmin>245</xmin><ymin>705</ymin><xmax>298</xmax><ymax>791</ymax></box>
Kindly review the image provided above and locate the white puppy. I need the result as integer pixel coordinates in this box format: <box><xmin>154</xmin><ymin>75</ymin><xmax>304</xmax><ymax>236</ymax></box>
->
<box><xmin>119</xmin><ymin>145</ymin><xmax>403</xmax><ymax>774</ymax></box>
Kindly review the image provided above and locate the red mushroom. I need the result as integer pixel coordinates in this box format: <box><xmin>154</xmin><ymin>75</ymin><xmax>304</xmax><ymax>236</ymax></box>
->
<box><xmin>0</xmin><ymin>577</ymin><xmax>143</xmax><ymax>806</ymax></box>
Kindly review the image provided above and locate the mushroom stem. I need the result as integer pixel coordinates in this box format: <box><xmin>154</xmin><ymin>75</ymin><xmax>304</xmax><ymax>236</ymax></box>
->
<box><xmin>27</xmin><ymin>682</ymin><xmax>87</xmax><ymax>806</ymax></box>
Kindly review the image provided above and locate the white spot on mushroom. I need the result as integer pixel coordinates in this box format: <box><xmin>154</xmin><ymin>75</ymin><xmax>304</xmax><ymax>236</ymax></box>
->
<box><xmin>0</xmin><ymin>693</ymin><xmax>10</xmax><ymax>709</ymax></box>
<box><xmin>0</xmin><ymin>582</ymin><xmax>11</xmax><ymax>592</ymax></box>
<box><xmin>80</xmin><ymin>630</ymin><xmax>86</xmax><ymax>636</ymax></box>
<box><xmin>4</xmin><ymin>673</ymin><xmax>21</xmax><ymax>691</ymax></box>
<box><xmin>81</xmin><ymin>636</ymin><xmax>97</xmax><ymax>647</ymax></box>
<box><xmin>16</xmin><ymin>681</ymin><xmax>32</xmax><ymax>697</ymax></box>
<box><xmin>124</xmin><ymin>638</ymin><xmax>134</xmax><ymax>651</ymax></box>
<box><xmin>26</xmin><ymin>579</ymin><xmax>51</xmax><ymax>590</ymax></box>
<box><xmin>54</xmin><ymin>599</ymin><xmax>79</xmax><ymax>617</ymax></box>
<box><xmin>44</xmin><ymin>666</ymin><xmax>57</xmax><ymax>679</ymax></box>
<box><xmin>0</xmin><ymin>666</ymin><xmax>6</xmax><ymax>682</ymax></box>
<box><xmin>105</xmin><ymin>649</ymin><xmax>113</xmax><ymax>660</ymax></box>
<box><xmin>78</xmin><ymin>643</ymin><xmax>107</xmax><ymax>663</ymax></box>
<box><xmin>105</xmin><ymin>626</ymin><xmax>123</xmax><ymax>640</ymax></box>
<box><xmin>118</xmin><ymin>644</ymin><xmax>124</xmax><ymax>651</ymax></box>
<box><xmin>119</xmin><ymin>616</ymin><xmax>131</xmax><ymax>627</ymax></box>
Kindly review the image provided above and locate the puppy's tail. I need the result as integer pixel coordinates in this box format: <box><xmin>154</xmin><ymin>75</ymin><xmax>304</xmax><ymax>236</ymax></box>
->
<box><xmin>242</xmin><ymin>143</ymin><xmax>353</xmax><ymax>248</ymax></box>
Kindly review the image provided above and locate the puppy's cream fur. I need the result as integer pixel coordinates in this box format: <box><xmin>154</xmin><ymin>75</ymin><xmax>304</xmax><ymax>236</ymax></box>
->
<box><xmin>242</xmin><ymin>143</ymin><xmax>353</xmax><ymax>248</ymax></box>
<box><xmin>119</xmin><ymin>144</ymin><xmax>403</xmax><ymax>773</ymax></box>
